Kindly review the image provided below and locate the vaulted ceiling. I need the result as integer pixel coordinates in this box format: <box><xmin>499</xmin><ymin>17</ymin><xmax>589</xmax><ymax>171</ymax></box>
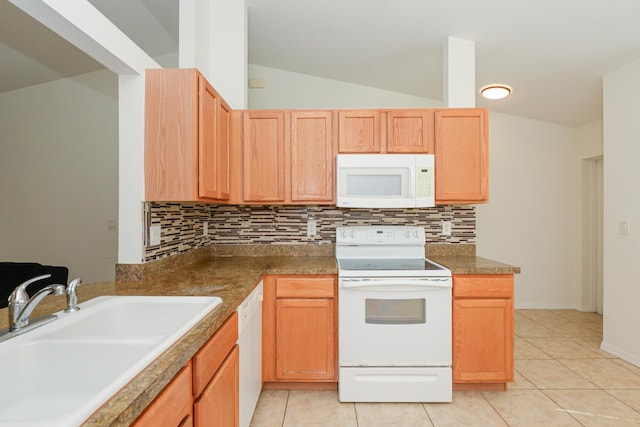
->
<box><xmin>3</xmin><ymin>0</ymin><xmax>640</xmax><ymax>127</ymax></box>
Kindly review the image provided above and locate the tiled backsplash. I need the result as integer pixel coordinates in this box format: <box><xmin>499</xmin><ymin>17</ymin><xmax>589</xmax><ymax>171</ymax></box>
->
<box><xmin>144</xmin><ymin>203</ymin><xmax>476</xmax><ymax>262</ymax></box>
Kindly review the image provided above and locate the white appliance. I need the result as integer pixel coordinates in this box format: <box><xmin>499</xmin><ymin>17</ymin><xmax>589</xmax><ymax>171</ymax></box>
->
<box><xmin>336</xmin><ymin>154</ymin><xmax>435</xmax><ymax>208</ymax></box>
<box><xmin>336</xmin><ymin>226</ymin><xmax>452</xmax><ymax>403</ymax></box>
<box><xmin>237</xmin><ymin>281</ymin><xmax>263</xmax><ymax>427</ymax></box>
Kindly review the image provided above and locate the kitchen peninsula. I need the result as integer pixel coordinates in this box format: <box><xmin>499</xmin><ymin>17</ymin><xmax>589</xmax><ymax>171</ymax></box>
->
<box><xmin>0</xmin><ymin>244</ymin><xmax>518</xmax><ymax>425</ymax></box>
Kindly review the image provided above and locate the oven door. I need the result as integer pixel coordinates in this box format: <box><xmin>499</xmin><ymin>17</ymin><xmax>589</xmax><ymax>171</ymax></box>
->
<box><xmin>338</xmin><ymin>277</ymin><xmax>451</xmax><ymax>367</ymax></box>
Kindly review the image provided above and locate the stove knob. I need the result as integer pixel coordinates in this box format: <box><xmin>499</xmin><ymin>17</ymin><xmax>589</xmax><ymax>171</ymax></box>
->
<box><xmin>404</xmin><ymin>230</ymin><xmax>411</xmax><ymax>238</ymax></box>
<box><xmin>413</xmin><ymin>230</ymin><xmax>419</xmax><ymax>238</ymax></box>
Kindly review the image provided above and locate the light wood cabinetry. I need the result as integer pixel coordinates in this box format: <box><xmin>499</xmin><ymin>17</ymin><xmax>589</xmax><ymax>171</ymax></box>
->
<box><xmin>452</xmin><ymin>274</ymin><xmax>514</xmax><ymax>390</ymax></box>
<box><xmin>290</xmin><ymin>111</ymin><xmax>334</xmax><ymax>202</ymax></box>
<box><xmin>240</xmin><ymin>111</ymin><xmax>334</xmax><ymax>204</ymax></box>
<box><xmin>337</xmin><ymin>110</ymin><xmax>381</xmax><ymax>152</ymax></box>
<box><xmin>386</xmin><ymin>110</ymin><xmax>433</xmax><ymax>153</ymax></box>
<box><xmin>133</xmin><ymin>362</ymin><xmax>194</xmax><ymax>427</ymax></box>
<box><xmin>134</xmin><ymin>312</ymin><xmax>239</xmax><ymax>427</ymax></box>
<box><xmin>434</xmin><ymin>108</ymin><xmax>488</xmax><ymax>204</ymax></box>
<box><xmin>262</xmin><ymin>275</ymin><xmax>337</xmax><ymax>386</ymax></box>
<box><xmin>337</xmin><ymin>109</ymin><xmax>433</xmax><ymax>153</ymax></box>
<box><xmin>145</xmin><ymin>69</ymin><xmax>231</xmax><ymax>202</ymax></box>
<box><xmin>194</xmin><ymin>346</ymin><xmax>239</xmax><ymax>427</ymax></box>
<box><xmin>193</xmin><ymin>312</ymin><xmax>239</xmax><ymax>427</ymax></box>
<box><xmin>242</xmin><ymin>111</ymin><xmax>286</xmax><ymax>203</ymax></box>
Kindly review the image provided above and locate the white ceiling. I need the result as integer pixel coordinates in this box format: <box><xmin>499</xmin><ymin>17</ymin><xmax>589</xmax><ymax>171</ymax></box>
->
<box><xmin>3</xmin><ymin>0</ymin><xmax>640</xmax><ymax>127</ymax></box>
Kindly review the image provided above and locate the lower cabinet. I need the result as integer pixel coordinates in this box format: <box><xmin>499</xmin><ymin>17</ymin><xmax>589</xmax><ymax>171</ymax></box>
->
<box><xmin>263</xmin><ymin>275</ymin><xmax>337</xmax><ymax>386</ymax></box>
<box><xmin>134</xmin><ymin>312</ymin><xmax>239</xmax><ymax>427</ymax></box>
<box><xmin>452</xmin><ymin>274</ymin><xmax>514</xmax><ymax>390</ymax></box>
<box><xmin>194</xmin><ymin>346</ymin><xmax>239</xmax><ymax>426</ymax></box>
<box><xmin>133</xmin><ymin>362</ymin><xmax>194</xmax><ymax>427</ymax></box>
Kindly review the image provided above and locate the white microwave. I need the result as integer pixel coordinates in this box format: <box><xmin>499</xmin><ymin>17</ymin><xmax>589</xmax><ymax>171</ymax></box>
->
<box><xmin>336</xmin><ymin>154</ymin><xmax>435</xmax><ymax>208</ymax></box>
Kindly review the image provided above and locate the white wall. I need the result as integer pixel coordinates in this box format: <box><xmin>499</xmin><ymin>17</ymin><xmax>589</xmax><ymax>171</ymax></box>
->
<box><xmin>601</xmin><ymin>59</ymin><xmax>640</xmax><ymax>366</ymax></box>
<box><xmin>0</xmin><ymin>69</ymin><xmax>118</xmax><ymax>283</ymax></box>
<box><xmin>249</xmin><ymin>64</ymin><xmax>442</xmax><ymax>109</ymax></box>
<box><xmin>180</xmin><ymin>0</ymin><xmax>247</xmax><ymax>108</ymax></box>
<box><xmin>476</xmin><ymin>113</ymin><xmax>580</xmax><ymax>308</ymax></box>
<box><xmin>249</xmin><ymin>65</ymin><xmax>592</xmax><ymax>309</ymax></box>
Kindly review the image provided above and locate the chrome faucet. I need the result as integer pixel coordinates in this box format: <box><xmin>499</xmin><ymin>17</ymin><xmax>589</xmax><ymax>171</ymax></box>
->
<box><xmin>7</xmin><ymin>274</ymin><xmax>65</xmax><ymax>332</ymax></box>
<box><xmin>64</xmin><ymin>278</ymin><xmax>83</xmax><ymax>313</ymax></box>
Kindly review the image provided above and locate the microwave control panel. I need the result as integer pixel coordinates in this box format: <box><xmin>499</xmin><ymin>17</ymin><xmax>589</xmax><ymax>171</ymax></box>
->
<box><xmin>416</xmin><ymin>167</ymin><xmax>434</xmax><ymax>197</ymax></box>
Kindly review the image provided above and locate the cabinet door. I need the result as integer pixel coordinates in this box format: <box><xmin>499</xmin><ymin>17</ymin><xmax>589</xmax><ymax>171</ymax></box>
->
<box><xmin>242</xmin><ymin>112</ymin><xmax>286</xmax><ymax>202</ymax></box>
<box><xmin>194</xmin><ymin>345</ymin><xmax>240</xmax><ymax>427</ymax></box>
<box><xmin>290</xmin><ymin>111</ymin><xmax>334</xmax><ymax>202</ymax></box>
<box><xmin>198</xmin><ymin>76</ymin><xmax>218</xmax><ymax>199</ymax></box>
<box><xmin>145</xmin><ymin>69</ymin><xmax>199</xmax><ymax>201</ymax></box>
<box><xmin>338</xmin><ymin>110</ymin><xmax>381</xmax><ymax>152</ymax></box>
<box><xmin>133</xmin><ymin>362</ymin><xmax>193</xmax><ymax>427</ymax></box>
<box><xmin>434</xmin><ymin>108</ymin><xmax>488</xmax><ymax>204</ymax></box>
<box><xmin>216</xmin><ymin>99</ymin><xmax>231</xmax><ymax>200</ymax></box>
<box><xmin>452</xmin><ymin>298</ymin><xmax>513</xmax><ymax>383</ymax></box>
<box><xmin>199</xmin><ymin>78</ymin><xmax>231</xmax><ymax>201</ymax></box>
<box><xmin>275</xmin><ymin>298</ymin><xmax>336</xmax><ymax>381</ymax></box>
<box><xmin>386</xmin><ymin>110</ymin><xmax>433</xmax><ymax>153</ymax></box>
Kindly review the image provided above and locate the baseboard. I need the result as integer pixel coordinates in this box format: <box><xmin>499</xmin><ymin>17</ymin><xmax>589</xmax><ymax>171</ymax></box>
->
<box><xmin>600</xmin><ymin>341</ymin><xmax>640</xmax><ymax>368</ymax></box>
<box><xmin>514</xmin><ymin>302</ymin><xmax>582</xmax><ymax>310</ymax></box>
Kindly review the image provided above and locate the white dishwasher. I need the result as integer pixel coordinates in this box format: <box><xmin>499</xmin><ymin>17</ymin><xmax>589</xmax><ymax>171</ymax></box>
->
<box><xmin>236</xmin><ymin>280</ymin><xmax>263</xmax><ymax>427</ymax></box>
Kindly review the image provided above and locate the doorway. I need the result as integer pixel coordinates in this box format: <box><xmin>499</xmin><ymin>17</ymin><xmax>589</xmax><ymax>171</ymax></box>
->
<box><xmin>582</xmin><ymin>157</ymin><xmax>604</xmax><ymax>314</ymax></box>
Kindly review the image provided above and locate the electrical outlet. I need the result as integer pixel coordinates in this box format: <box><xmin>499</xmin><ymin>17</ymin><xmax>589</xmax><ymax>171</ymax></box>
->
<box><xmin>307</xmin><ymin>219</ymin><xmax>317</xmax><ymax>237</ymax></box>
<box><xmin>149</xmin><ymin>225</ymin><xmax>161</xmax><ymax>246</ymax></box>
<box><xmin>203</xmin><ymin>222</ymin><xmax>209</xmax><ymax>237</ymax></box>
<box><xmin>620</xmin><ymin>220</ymin><xmax>631</xmax><ymax>235</ymax></box>
<box><xmin>442</xmin><ymin>221</ymin><xmax>452</xmax><ymax>236</ymax></box>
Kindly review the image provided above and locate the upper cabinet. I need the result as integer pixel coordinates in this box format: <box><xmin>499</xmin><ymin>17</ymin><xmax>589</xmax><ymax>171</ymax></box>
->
<box><xmin>337</xmin><ymin>110</ymin><xmax>381</xmax><ymax>153</ymax></box>
<box><xmin>434</xmin><ymin>108</ymin><xmax>488</xmax><ymax>204</ymax></box>
<box><xmin>386</xmin><ymin>110</ymin><xmax>433</xmax><ymax>153</ymax></box>
<box><xmin>145</xmin><ymin>69</ymin><xmax>231</xmax><ymax>202</ymax></box>
<box><xmin>337</xmin><ymin>109</ymin><xmax>433</xmax><ymax>154</ymax></box>
<box><xmin>242</xmin><ymin>111</ymin><xmax>286</xmax><ymax>203</ymax></box>
<box><xmin>240</xmin><ymin>110</ymin><xmax>335</xmax><ymax>204</ymax></box>
<box><xmin>290</xmin><ymin>111</ymin><xmax>334</xmax><ymax>202</ymax></box>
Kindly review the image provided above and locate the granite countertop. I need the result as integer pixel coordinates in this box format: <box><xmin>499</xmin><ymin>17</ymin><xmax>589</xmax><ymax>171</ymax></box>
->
<box><xmin>0</xmin><ymin>254</ymin><xmax>336</xmax><ymax>427</ymax></box>
<box><xmin>431</xmin><ymin>255</ymin><xmax>521</xmax><ymax>275</ymax></box>
<box><xmin>0</xmin><ymin>247</ymin><xmax>519</xmax><ymax>426</ymax></box>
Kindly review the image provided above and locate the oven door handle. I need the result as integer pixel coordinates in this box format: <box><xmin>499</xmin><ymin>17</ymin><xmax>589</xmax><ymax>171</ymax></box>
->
<box><xmin>339</xmin><ymin>278</ymin><xmax>451</xmax><ymax>290</ymax></box>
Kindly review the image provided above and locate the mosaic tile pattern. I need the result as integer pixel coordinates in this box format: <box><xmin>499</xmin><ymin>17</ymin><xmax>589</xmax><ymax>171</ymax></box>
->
<box><xmin>144</xmin><ymin>203</ymin><xmax>476</xmax><ymax>262</ymax></box>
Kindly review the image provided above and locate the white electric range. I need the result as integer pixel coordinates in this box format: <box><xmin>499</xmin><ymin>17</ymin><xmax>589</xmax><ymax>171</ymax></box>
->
<box><xmin>336</xmin><ymin>225</ymin><xmax>452</xmax><ymax>403</ymax></box>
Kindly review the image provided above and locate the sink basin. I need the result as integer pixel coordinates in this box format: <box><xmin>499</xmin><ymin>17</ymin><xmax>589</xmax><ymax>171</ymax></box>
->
<box><xmin>0</xmin><ymin>295</ymin><xmax>222</xmax><ymax>427</ymax></box>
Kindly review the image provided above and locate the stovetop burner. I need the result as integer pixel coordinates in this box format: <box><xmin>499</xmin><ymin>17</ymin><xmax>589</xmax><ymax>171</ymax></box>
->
<box><xmin>338</xmin><ymin>258</ymin><xmax>446</xmax><ymax>272</ymax></box>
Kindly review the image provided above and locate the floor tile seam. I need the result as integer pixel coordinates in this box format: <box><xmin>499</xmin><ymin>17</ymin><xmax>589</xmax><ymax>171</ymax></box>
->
<box><xmin>419</xmin><ymin>401</ymin><xmax>435</xmax><ymax>427</ymax></box>
<box><xmin>609</xmin><ymin>360</ymin><xmax>640</xmax><ymax>379</ymax></box>
<box><xmin>538</xmin><ymin>389</ymin><xmax>596</xmax><ymax>426</ymax></box>
<box><xmin>601</xmin><ymin>389</ymin><xmax>640</xmax><ymax>416</ymax></box>
<box><xmin>352</xmin><ymin>401</ymin><xmax>360</xmax><ymax>427</ymax></box>
<box><xmin>516</xmin><ymin>336</ymin><xmax>558</xmax><ymax>360</ymax></box>
<box><xmin>556</xmin><ymin>356</ymin><xmax>640</xmax><ymax>379</ymax></box>
<box><xmin>552</xmin><ymin>358</ymin><xmax>614</xmax><ymax>389</ymax></box>
<box><xmin>476</xmin><ymin>389</ymin><xmax>512</xmax><ymax>426</ymax></box>
<box><xmin>513</xmin><ymin>367</ymin><xmax>542</xmax><ymax>392</ymax></box>
<box><xmin>568</xmin><ymin>337</ymin><xmax>611</xmax><ymax>356</ymax></box>
<box><xmin>281</xmin><ymin>390</ymin><xmax>290</xmax><ymax>427</ymax></box>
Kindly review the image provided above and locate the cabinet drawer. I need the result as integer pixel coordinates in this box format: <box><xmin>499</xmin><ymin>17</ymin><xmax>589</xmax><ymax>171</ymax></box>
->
<box><xmin>133</xmin><ymin>361</ymin><xmax>193</xmax><ymax>427</ymax></box>
<box><xmin>453</xmin><ymin>275</ymin><xmax>513</xmax><ymax>299</ymax></box>
<box><xmin>193</xmin><ymin>311</ymin><xmax>238</xmax><ymax>397</ymax></box>
<box><xmin>275</xmin><ymin>277</ymin><xmax>336</xmax><ymax>299</ymax></box>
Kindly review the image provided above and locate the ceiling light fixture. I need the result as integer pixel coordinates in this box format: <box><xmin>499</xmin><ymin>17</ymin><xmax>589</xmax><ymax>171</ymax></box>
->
<box><xmin>480</xmin><ymin>85</ymin><xmax>512</xmax><ymax>100</ymax></box>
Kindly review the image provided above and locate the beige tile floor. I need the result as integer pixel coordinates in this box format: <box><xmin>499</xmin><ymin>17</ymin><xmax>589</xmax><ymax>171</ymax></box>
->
<box><xmin>249</xmin><ymin>309</ymin><xmax>640</xmax><ymax>426</ymax></box>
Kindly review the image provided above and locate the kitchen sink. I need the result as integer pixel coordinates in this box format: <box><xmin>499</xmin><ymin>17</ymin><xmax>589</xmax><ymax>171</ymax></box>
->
<box><xmin>0</xmin><ymin>295</ymin><xmax>222</xmax><ymax>427</ymax></box>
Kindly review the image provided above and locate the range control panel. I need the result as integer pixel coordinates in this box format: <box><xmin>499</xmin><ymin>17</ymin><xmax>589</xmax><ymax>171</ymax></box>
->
<box><xmin>336</xmin><ymin>226</ymin><xmax>425</xmax><ymax>245</ymax></box>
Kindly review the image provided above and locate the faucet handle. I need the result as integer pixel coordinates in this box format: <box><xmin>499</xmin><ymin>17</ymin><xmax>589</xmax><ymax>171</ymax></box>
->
<box><xmin>8</xmin><ymin>274</ymin><xmax>52</xmax><ymax>306</ymax></box>
<box><xmin>64</xmin><ymin>278</ymin><xmax>83</xmax><ymax>313</ymax></box>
